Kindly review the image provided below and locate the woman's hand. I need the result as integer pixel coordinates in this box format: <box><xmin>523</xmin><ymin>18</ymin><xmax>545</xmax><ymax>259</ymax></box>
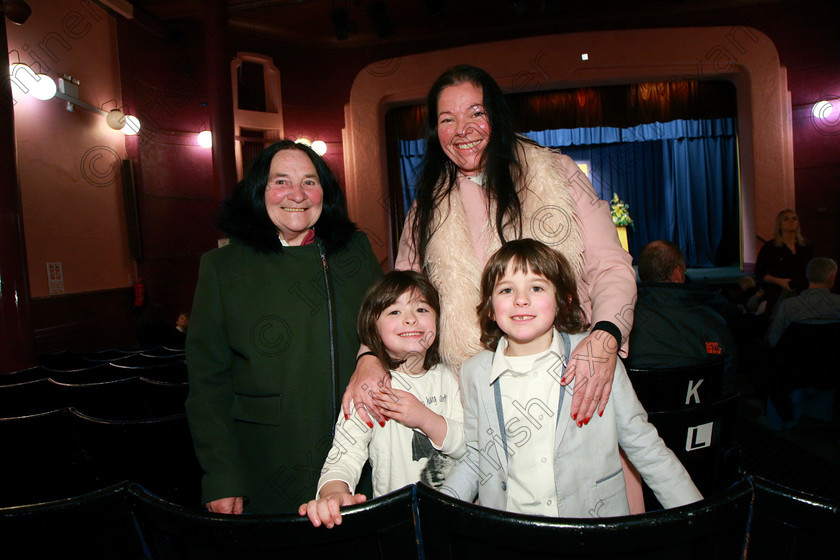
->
<box><xmin>342</xmin><ymin>354</ymin><xmax>391</xmax><ymax>427</ymax></box>
<box><xmin>763</xmin><ymin>274</ymin><xmax>792</xmax><ymax>291</ymax></box>
<box><xmin>562</xmin><ymin>330</ymin><xmax>618</xmax><ymax>426</ymax></box>
<box><xmin>298</xmin><ymin>484</ymin><xmax>367</xmax><ymax>528</ymax></box>
<box><xmin>206</xmin><ymin>496</ymin><xmax>244</xmax><ymax>514</ymax></box>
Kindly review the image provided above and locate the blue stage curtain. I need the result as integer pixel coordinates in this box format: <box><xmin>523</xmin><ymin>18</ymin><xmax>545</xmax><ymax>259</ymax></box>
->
<box><xmin>398</xmin><ymin>119</ymin><xmax>739</xmax><ymax>267</ymax></box>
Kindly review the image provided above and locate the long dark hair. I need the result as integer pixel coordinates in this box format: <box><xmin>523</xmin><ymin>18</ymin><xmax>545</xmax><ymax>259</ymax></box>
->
<box><xmin>357</xmin><ymin>270</ymin><xmax>441</xmax><ymax>372</ymax></box>
<box><xmin>477</xmin><ymin>239</ymin><xmax>588</xmax><ymax>351</ymax></box>
<box><xmin>216</xmin><ymin>140</ymin><xmax>356</xmax><ymax>254</ymax></box>
<box><xmin>412</xmin><ymin>65</ymin><xmax>529</xmax><ymax>267</ymax></box>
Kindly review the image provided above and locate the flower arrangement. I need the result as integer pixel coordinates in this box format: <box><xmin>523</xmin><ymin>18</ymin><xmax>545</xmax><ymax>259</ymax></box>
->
<box><xmin>610</xmin><ymin>193</ymin><xmax>634</xmax><ymax>229</ymax></box>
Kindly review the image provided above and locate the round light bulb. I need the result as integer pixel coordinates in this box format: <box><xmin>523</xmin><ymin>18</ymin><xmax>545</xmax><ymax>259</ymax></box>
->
<box><xmin>311</xmin><ymin>140</ymin><xmax>327</xmax><ymax>156</ymax></box>
<box><xmin>197</xmin><ymin>130</ymin><xmax>213</xmax><ymax>148</ymax></box>
<box><xmin>122</xmin><ymin>115</ymin><xmax>141</xmax><ymax>135</ymax></box>
<box><xmin>29</xmin><ymin>72</ymin><xmax>57</xmax><ymax>100</ymax></box>
<box><xmin>106</xmin><ymin>109</ymin><xmax>126</xmax><ymax>130</ymax></box>
<box><xmin>811</xmin><ymin>100</ymin><xmax>835</xmax><ymax>119</ymax></box>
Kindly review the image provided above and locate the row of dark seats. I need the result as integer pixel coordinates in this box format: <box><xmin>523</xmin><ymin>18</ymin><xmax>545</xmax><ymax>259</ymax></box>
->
<box><xmin>36</xmin><ymin>345</ymin><xmax>186</xmax><ymax>372</ymax></box>
<box><xmin>0</xmin><ymin>408</ymin><xmax>201</xmax><ymax>508</ymax></box>
<box><xmin>1</xmin><ymin>477</ymin><xmax>836</xmax><ymax>559</ymax></box>
<box><xmin>0</xmin><ymin>375</ymin><xmax>189</xmax><ymax>420</ymax></box>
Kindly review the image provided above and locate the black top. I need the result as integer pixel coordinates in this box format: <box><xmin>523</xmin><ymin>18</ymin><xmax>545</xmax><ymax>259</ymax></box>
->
<box><xmin>754</xmin><ymin>240</ymin><xmax>812</xmax><ymax>294</ymax></box>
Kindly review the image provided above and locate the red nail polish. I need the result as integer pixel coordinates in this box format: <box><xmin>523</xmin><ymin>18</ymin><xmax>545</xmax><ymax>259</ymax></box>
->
<box><xmin>571</xmin><ymin>413</ymin><xmax>577</xmax><ymax>421</ymax></box>
<box><xmin>366</xmin><ymin>421</ymin><xmax>373</xmax><ymax>428</ymax></box>
<box><xmin>584</xmin><ymin>416</ymin><xmax>591</xmax><ymax>425</ymax></box>
<box><xmin>344</xmin><ymin>414</ymin><xmax>349</xmax><ymax>420</ymax></box>
<box><xmin>598</xmin><ymin>410</ymin><xmax>604</xmax><ymax>417</ymax></box>
<box><xmin>379</xmin><ymin>421</ymin><xmax>385</xmax><ymax>428</ymax></box>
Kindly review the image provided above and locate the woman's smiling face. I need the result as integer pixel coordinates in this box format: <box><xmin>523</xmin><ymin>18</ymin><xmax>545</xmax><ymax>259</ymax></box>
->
<box><xmin>436</xmin><ymin>81</ymin><xmax>491</xmax><ymax>176</ymax></box>
<box><xmin>263</xmin><ymin>149</ymin><xmax>324</xmax><ymax>245</ymax></box>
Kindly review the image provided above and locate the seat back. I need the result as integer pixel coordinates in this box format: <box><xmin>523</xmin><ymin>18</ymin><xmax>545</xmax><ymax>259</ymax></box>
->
<box><xmin>415</xmin><ymin>480</ymin><xmax>752</xmax><ymax>559</ymax></box>
<box><xmin>0</xmin><ymin>483</ymin><xmax>147</xmax><ymax>559</ymax></box>
<box><xmin>0</xmin><ymin>409</ymin><xmax>101</xmax><ymax>507</ymax></box>
<box><xmin>747</xmin><ymin>476</ymin><xmax>840</xmax><ymax>559</ymax></box>
<box><xmin>644</xmin><ymin>393</ymin><xmax>740</xmax><ymax>506</ymax></box>
<box><xmin>128</xmin><ymin>483</ymin><xmax>419</xmax><ymax>559</ymax></box>
<box><xmin>73</xmin><ymin>410</ymin><xmax>202</xmax><ymax>507</ymax></box>
<box><xmin>772</xmin><ymin>321</ymin><xmax>840</xmax><ymax>388</ymax></box>
<box><xmin>0</xmin><ymin>378</ymin><xmax>65</xmax><ymax>418</ymax></box>
<box><xmin>626</xmin><ymin>359</ymin><xmax>725</xmax><ymax>411</ymax></box>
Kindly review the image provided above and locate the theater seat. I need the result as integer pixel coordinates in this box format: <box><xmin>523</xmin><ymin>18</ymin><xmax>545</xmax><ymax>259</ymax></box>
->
<box><xmin>626</xmin><ymin>359</ymin><xmax>725</xmax><ymax>411</ymax></box>
<box><xmin>0</xmin><ymin>409</ymin><xmax>101</xmax><ymax>507</ymax></box>
<box><xmin>73</xmin><ymin>410</ymin><xmax>203</xmax><ymax>507</ymax></box>
<box><xmin>644</xmin><ymin>393</ymin><xmax>741</xmax><ymax>508</ymax></box>
<box><xmin>415</xmin><ymin>480</ymin><xmax>752</xmax><ymax>559</ymax></box>
<box><xmin>0</xmin><ymin>378</ymin><xmax>64</xmax><ymax>418</ymax></box>
<box><xmin>128</xmin><ymin>483</ymin><xmax>419</xmax><ymax>559</ymax></box>
<box><xmin>747</xmin><ymin>476</ymin><xmax>840</xmax><ymax>559</ymax></box>
<box><xmin>0</xmin><ymin>483</ymin><xmax>146</xmax><ymax>559</ymax></box>
<box><xmin>767</xmin><ymin>321</ymin><xmax>840</xmax><ymax>428</ymax></box>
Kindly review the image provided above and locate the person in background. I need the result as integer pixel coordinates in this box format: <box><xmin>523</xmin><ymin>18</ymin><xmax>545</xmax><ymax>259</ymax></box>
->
<box><xmin>626</xmin><ymin>240</ymin><xmax>737</xmax><ymax>387</ymax></box>
<box><xmin>186</xmin><ymin>140</ymin><xmax>381</xmax><ymax>514</ymax></box>
<box><xmin>766</xmin><ymin>257</ymin><xmax>840</xmax><ymax>347</ymax></box>
<box><xmin>755</xmin><ymin>209</ymin><xmax>813</xmax><ymax>313</ymax></box>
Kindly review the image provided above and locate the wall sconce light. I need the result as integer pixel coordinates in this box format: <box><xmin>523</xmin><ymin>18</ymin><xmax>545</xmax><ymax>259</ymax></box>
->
<box><xmin>295</xmin><ymin>137</ymin><xmax>327</xmax><ymax>156</ymax></box>
<box><xmin>197</xmin><ymin>129</ymin><xmax>213</xmax><ymax>148</ymax></box>
<box><xmin>8</xmin><ymin>61</ymin><xmax>142</xmax><ymax>134</ymax></box>
<box><xmin>311</xmin><ymin>140</ymin><xmax>327</xmax><ymax>156</ymax></box>
<box><xmin>812</xmin><ymin>99</ymin><xmax>838</xmax><ymax>120</ymax></box>
<box><xmin>9</xmin><ymin>62</ymin><xmax>56</xmax><ymax>100</ymax></box>
<box><xmin>104</xmin><ymin>108</ymin><xmax>140</xmax><ymax>135</ymax></box>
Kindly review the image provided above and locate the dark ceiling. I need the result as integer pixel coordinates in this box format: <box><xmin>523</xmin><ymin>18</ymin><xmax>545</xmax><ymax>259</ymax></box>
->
<box><xmin>115</xmin><ymin>0</ymin><xmax>787</xmax><ymax>50</ymax></box>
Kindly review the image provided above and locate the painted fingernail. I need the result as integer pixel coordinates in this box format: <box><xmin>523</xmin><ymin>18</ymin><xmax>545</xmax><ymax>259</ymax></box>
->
<box><xmin>584</xmin><ymin>416</ymin><xmax>591</xmax><ymax>425</ymax></box>
<box><xmin>571</xmin><ymin>413</ymin><xmax>577</xmax><ymax>421</ymax></box>
<box><xmin>598</xmin><ymin>410</ymin><xmax>604</xmax><ymax>417</ymax></box>
<box><xmin>379</xmin><ymin>421</ymin><xmax>385</xmax><ymax>427</ymax></box>
<box><xmin>366</xmin><ymin>421</ymin><xmax>373</xmax><ymax>428</ymax></box>
<box><xmin>577</xmin><ymin>420</ymin><xmax>583</xmax><ymax>428</ymax></box>
<box><xmin>344</xmin><ymin>414</ymin><xmax>349</xmax><ymax>420</ymax></box>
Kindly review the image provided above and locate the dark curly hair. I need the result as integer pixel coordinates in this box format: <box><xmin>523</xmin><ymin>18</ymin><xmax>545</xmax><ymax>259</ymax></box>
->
<box><xmin>216</xmin><ymin>140</ymin><xmax>356</xmax><ymax>254</ymax></box>
<box><xmin>477</xmin><ymin>239</ymin><xmax>588</xmax><ymax>351</ymax></box>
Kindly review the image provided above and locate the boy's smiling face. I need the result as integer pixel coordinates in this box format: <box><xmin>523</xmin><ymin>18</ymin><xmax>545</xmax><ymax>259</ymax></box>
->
<box><xmin>491</xmin><ymin>264</ymin><xmax>557</xmax><ymax>356</ymax></box>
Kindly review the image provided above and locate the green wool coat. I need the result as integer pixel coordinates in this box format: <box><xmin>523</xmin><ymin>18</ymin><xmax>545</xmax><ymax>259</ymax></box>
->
<box><xmin>185</xmin><ymin>232</ymin><xmax>382</xmax><ymax>513</ymax></box>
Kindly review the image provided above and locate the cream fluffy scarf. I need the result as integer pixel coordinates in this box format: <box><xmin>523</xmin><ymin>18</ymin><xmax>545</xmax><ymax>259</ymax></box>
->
<box><xmin>424</xmin><ymin>141</ymin><xmax>584</xmax><ymax>370</ymax></box>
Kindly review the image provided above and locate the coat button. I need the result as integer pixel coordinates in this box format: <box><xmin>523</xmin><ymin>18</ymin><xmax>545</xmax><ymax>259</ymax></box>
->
<box><xmin>501</xmin><ymin>481</ymin><xmax>507</xmax><ymax>491</ymax></box>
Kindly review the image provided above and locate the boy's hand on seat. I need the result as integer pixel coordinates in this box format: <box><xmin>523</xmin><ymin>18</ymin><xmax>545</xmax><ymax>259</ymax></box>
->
<box><xmin>299</xmin><ymin>486</ymin><xmax>367</xmax><ymax>528</ymax></box>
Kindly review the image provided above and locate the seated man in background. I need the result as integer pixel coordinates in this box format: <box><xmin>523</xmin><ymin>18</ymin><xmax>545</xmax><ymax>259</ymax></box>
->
<box><xmin>766</xmin><ymin>257</ymin><xmax>840</xmax><ymax>347</ymax></box>
<box><xmin>626</xmin><ymin>240</ymin><xmax>737</xmax><ymax>385</ymax></box>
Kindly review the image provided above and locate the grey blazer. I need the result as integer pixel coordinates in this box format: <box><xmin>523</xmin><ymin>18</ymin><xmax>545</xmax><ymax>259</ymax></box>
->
<box><xmin>441</xmin><ymin>330</ymin><xmax>703</xmax><ymax>517</ymax></box>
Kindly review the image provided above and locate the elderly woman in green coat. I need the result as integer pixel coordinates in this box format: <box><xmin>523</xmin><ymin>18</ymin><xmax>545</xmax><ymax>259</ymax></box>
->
<box><xmin>186</xmin><ymin>140</ymin><xmax>381</xmax><ymax>514</ymax></box>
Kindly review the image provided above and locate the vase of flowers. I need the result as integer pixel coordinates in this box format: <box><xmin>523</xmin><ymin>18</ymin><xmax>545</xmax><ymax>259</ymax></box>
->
<box><xmin>610</xmin><ymin>194</ymin><xmax>633</xmax><ymax>251</ymax></box>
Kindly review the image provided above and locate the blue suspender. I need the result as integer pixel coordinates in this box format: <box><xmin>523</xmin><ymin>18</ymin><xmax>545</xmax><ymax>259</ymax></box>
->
<box><xmin>491</xmin><ymin>332</ymin><xmax>572</xmax><ymax>463</ymax></box>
